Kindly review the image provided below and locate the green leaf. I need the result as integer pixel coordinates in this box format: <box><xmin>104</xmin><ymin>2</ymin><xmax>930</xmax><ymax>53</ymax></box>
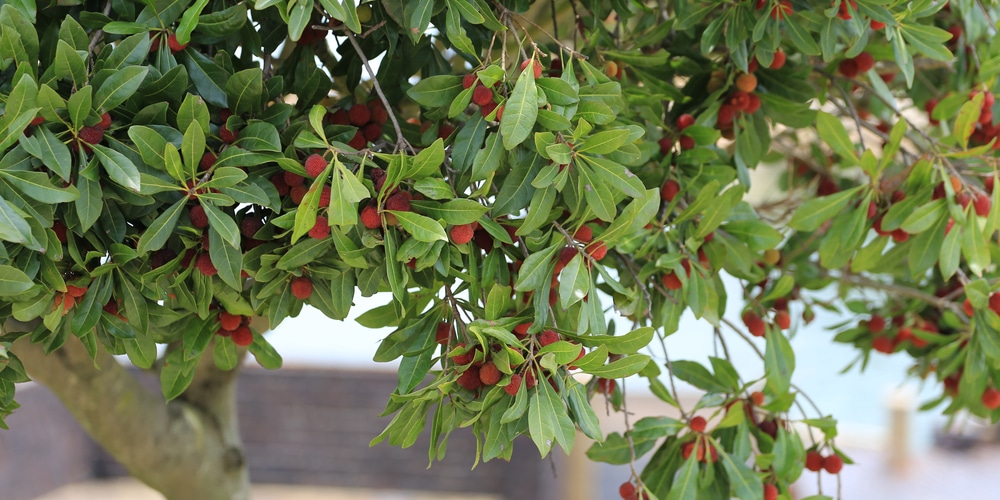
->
<box><xmin>719</xmin><ymin>446</ymin><xmax>764</xmax><ymax>500</ymax></box>
<box><xmin>500</xmin><ymin>63</ymin><xmax>539</xmax><ymax>149</ymax></box>
<box><xmin>527</xmin><ymin>382</ymin><xmax>556</xmax><ymax>457</ymax></box>
<box><xmin>578</xmin><ymin>326</ymin><xmax>655</xmax><ymax>354</ymax></box>
<box><xmin>90</xmin><ymin>144</ymin><xmax>141</xmax><ymax>192</ymax></box>
<box><xmin>669</xmin><ymin>359</ymin><xmax>729</xmax><ymax>393</ymax></box>
<box><xmin>784</xmin><ymin>13</ymin><xmax>821</xmax><ymax>55</ymax></box>
<box><xmin>584</xmin><ymin>354</ymin><xmax>651</xmax><ymax>379</ymax></box>
<box><xmin>665</xmin><ymin>456</ymin><xmax>699</xmax><ymax>500</ymax></box>
<box><xmin>788</xmin><ymin>186</ymin><xmax>864</xmax><ymax>232</ymax></box>
<box><xmin>765</xmin><ymin>329</ymin><xmax>795</xmax><ymax>395</ymax></box>
<box><xmin>410</xmin><ymin>199</ymin><xmax>489</xmax><ymax>225</ymax></box>
<box><xmin>0</xmin><ymin>265</ymin><xmax>32</xmax><ymax>296</ymax></box>
<box><xmin>161</xmin><ymin>349</ymin><xmax>197</xmax><ymax>401</ymax></box>
<box><xmin>0</xmin><ymin>171</ymin><xmax>78</xmax><ymax>203</ymax></box>
<box><xmin>954</xmin><ymin>93</ymin><xmax>984</xmax><ymax>150</ymax></box>
<box><xmin>513</xmin><ymin>243</ymin><xmax>561</xmax><ymax>291</ymax></box>
<box><xmin>226</xmin><ymin>68</ymin><xmax>263</xmax><ymax>115</ymax></box>
<box><xmin>816</xmin><ymin>111</ymin><xmax>857</xmax><ymax>164</ymax></box>
<box><xmin>19</xmin><ymin>126</ymin><xmax>72</xmax><ymax>181</ymax></box>
<box><xmin>388</xmin><ymin>211</ymin><xmax>447</xmax><ymax>243</ymax></box>
<box><xmin>407</xmin><ymin>75</ymin><xmax>464</xmax><ymax>108</ymax></box>
<box><xmin>175</xmin><ymin>0</ymin><xmax>210</xmax><ymax>45</ymax></box>
<box><xmin>137</xmin><ymin>198</ymin><xmax>187</xmax><ymax>253</ymax></box>
<box><xmin>248</xmin><ymin>335</ymin><xmax>282</xmax><ymax>369</ymax></box>
<box><xmin>577</xmin><ymin>129</ymin><xmax>631</xmax><ymax>154</ymax></box>
<box><xmin>962</xmin><ymin>213</ymin><xmax>990</xmax><ymax>276</ymax></box>
<box><xmin>93</xmin><ymin>66</ymin><xmax>148</xmax><ymax>112</ymax></box>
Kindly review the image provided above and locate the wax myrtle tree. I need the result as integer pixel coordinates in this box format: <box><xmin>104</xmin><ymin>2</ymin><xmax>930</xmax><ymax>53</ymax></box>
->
<box><xmin>0</xmin><ymin>0</ymin><xmax>999</xmax><ymax>498</ymax></box>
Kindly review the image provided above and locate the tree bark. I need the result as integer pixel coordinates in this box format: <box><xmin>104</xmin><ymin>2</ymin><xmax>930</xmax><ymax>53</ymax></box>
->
<box><xmin>7</xmin><ymin>319</ymin><xmax>250</xmax><ymax>500</ymax></box>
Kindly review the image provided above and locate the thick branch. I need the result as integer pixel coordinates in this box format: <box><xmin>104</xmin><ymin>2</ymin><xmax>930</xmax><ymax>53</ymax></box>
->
<box><xmin>8</xmin><ymin>319</ymin><xmax>249</xmax><ymax>500</ymax></box>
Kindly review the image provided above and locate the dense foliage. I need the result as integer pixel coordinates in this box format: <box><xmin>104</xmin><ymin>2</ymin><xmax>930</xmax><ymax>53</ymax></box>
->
<box><xmin>1</xmin><ymin>0</ymin><xmax>1000</xmax><ymax>498</ymax></box>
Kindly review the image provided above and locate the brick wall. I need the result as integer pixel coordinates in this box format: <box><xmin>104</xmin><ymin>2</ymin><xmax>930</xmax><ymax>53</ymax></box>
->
<box><xmin>2</xmin><ymin>367</ymin><xmax>562</xmax><ymax>499</ymax></box>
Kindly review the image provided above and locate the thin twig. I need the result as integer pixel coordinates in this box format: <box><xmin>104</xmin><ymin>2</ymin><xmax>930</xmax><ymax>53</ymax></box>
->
<box><xmin>342</xmin><ymin>28</ymin><xmax>413</xmax><ymax>154</ymax></box>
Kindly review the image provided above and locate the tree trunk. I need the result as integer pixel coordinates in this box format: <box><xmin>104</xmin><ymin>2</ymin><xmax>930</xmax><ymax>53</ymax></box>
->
<box><xmin>7</xmin><ymin>319</ymin><xmax>250</xmax><ymax>500</ymax></box>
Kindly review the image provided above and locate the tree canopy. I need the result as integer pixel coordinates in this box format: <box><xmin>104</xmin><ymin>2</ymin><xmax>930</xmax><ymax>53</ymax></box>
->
<box><xmin>1</xmin><ymin>0</ymin><xmax>1000</xmax><ymax>499</ymax></box>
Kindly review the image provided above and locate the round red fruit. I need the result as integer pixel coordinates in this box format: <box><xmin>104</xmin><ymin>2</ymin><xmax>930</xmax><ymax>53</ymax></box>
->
<box><xmin>479</xmin><ymin>361</ymin><xmax>502</xmax><ymax>385</ymax></box>
<box><xmin>822</xmin><ymin>454</ymin><xmax>844</xmax><ymax>474</ymax></box>
<box><xmin>619</xmin><ymin>482</ymin><xmax>637</xmax><ymax>499</ymax></box>
<box><xmin>587</xmin><ymin>241</ymin><xmax>608</xmax><ymax>261</ymax></box>
<box><xmin>304</xmin><ymin>154</ymin><xmax>327</xmax><ymax>177</ymax></box>
<box><xmin>805</xmin><ymin>450</ymin><xmax>824</xmax><ymax>472</ymax></box>
<box><xmin>689</xmin><ymin>416</ymin><xmax>707</xmax><ymax>433</ymax></box>
<box><xmin>982</xmin><ymin>387</ymin><xmax>1000</xmax><ymax>410</ymax></box>
<box><xmin>309</xmin><ymin>216</ymin><xmax>330</xmax><ymax>239</ymax></box>
<box><xmin>504</xmin><ymin>374</ymin><xmax>522</xmax><ymax>396</ymax></box>
<box><xmin>290</xmin><ymin>276</ymin><xmax>313</xmax><ymax>300</ymax></box>
<box><xmin>450</xmin><ymin>223</ymin><xmax>475</xmax><ymax>245</ymax></box>
<box><xmin>764</xmin><ymin>484</ymin><xmax>778</xmax><ymax>500</ymax></box>
<box><xmin>232</xmin><ymin>326</ymin><xmax>253</xmax><ymax>346</ymax></box>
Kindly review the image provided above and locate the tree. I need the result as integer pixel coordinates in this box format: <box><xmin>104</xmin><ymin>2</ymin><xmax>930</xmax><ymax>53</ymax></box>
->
<box><xmin>0</xmin><ymin>0</ymin><xmax>997</xmax><ymax>498</ymax></box>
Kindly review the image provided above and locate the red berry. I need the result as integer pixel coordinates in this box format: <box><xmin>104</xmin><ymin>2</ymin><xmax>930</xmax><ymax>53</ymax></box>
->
<box><xmin>805</xmin><ymin>450</ymin><xmax>824</xmax><ymax>472</ymax></box>
<box><xmin>219</xmin><ymin>125</ymin><xmax>238</xmax><ymax>143</ymax></box>
<box><xmin>290</xmin><ymin>185</ymin><xmax>308</xmax><ymax>205</ymax></box>
<box><xmin>838</xmin><ymin>58</ymin><xmax>859</xmax><ymax>78</ymax></box>
<box><xmin>770</xmin><ymin>50</ymin><xmax>787</xmax><ymax>69</ymax></box>
<box><xmin>435</xmin><ymin>322</ymin><xmax>451</xmax><ymax>345</ymax></box>
<box><xmin>78</xmin><ymin>125</ymin><xmax>104</xmax><ymax>145</ymax></box>
<box><xmin>587</xmin><ymin>241</ymin><xmax>608</xmax><ymax>261</ymax></box>
<box><xmin>990</xmin><ymin>292</ymin><xmax>1000</xmax><ymax>316</ymax></box>
<box><xmin>871</xmin><ymin>19</ymin><xmax>886</xmax><ymax>30</ymax></box>
<box><xmin>745</xmin><ymin>93</ymin><xmax>762</xmax><ymax>114</ymax></box>
<box><xmin>457</xmin><ymin>366</ymin><xmax>483</xmax><ymax>390</ymax></box>
<box><xmin>619</xmin><ymin>482</ymin><xmax>637</xmax><ymax>499</ymax></box>
<box><xmin>472</xmin><ymin>84</ymin><xmax>494</xmax><ymax>106</ymax></box>
<box><xmin>823</xmin><ymin>454</ymin><xmax>844</xmax><ymax>474</ymax></box>
<box><xmin>679</xmin><ymin>135</ymin><xmax>695</xmax><ymax>150</ymax></box>
<box><xmin>774</xmin><ymin>310</ymin><xmax>791</xmax><ymax>330</ymax></box>
<box><xmin>689</xmin><ymin>416</ymin><xmax>707</xmax><ymax>433</ymax></box>
<box><xmin>189</xmin><ymin>205</ymin><xmax>209</xmax><ymax>229</ymax></box>
<box><xmin>520</xmin><ymin>60</ymin><xmax>542</xmax><ymax>79</ymax></box>
<box><xmin>963</xmin><ymin>298</ymin><xmax>975</xmax><ymax>316</ymax></box>
<box><xmin>661</xmin><ymin>179</ymin><xmax>680</xmax><ymax>202</ymax></box>
<box><xmin>30</xmin><ymin>116</ymin><xmax>44</xmax><ymax>126</ymax></box>
<box><xmin>891</xmin><ymin>228</ymin><xmax>909</xmax><ymax>243</ymax></box>
<box><xmin>196</xmin><ymin>253</ymin><xmax>217</xmax><ymax>276</ymax></box>
<box><xmin>764</xmin><ymin>484</ymin><xmax>778</xmax><ymax>500</ymax></box>
<box><xmin>504</xmin><ymin>374</ymin><xmax>522</xmax><ymax>396</ymax></box>
<box><xmin>98</xmin><ymin>112</ymin><xmax>112</xmax><ymax>130</ymax></box>
<box><xmin>52</xmin><ymin>220</ymin><xmax>68</xmax><ymax>243</ymax></box>
<box><xmin>450</xmin><ymin>223</ymin><xmax>475</xmax><ymax>245</ymax></box>
<box><xmin>750</xmin><ymin>391</ymin><xmax>765</xmax><ymax>406</ymax></box>
<box><xmin>771</xmin><ymin>0</ymin><xmax>792</xmax><ymax>20</ymax></box>
<box><xmin>462</xmin><ymin>73</ymin><xmax>477</xmax><ymax>89</ymax></box>
<box><xmin>290</xmin><ymin>276</ymin><xmax>313</xmax><ymax>300</ymax></box>
<box><xmin>539</xmin><ymin>329</ymin><xmax>560</xmax><ymax>346</ymax></box>
<box><xmin>662</xmin><ymin>272</ymin><xmax>682</xmax><ymax>290</ymax></box>
<box><xmin>308</xmin><ymin>216</ymin><xmax>330</xmax><ymax>239</ymax></box>
<box><xmin>479</xmin><ymin>361</ymin><xmax>502</xmax><ymax>385</ymax></box>
<box><xmin>199</xmin><ymin>151</ymin><xmax>217</xmax><ymax>171</ymax></box>
<box><xmin>573</xmin><ymin>225</ymin><xmax>593</xmax><ymax>243</ymax></box>
<box><xmin>872</xmin><ymin>336</ymin><xmax>895</xmax><ymax>353</ymax></box>
<box><xmin>219</xmin><ymin>311</ymin><xmax>241</xmax><ymax>331</ymax></box>
<box><xmin>983</xmin><ymin>387</ymin><xmax>1000</xmax><ymax>410</ymax></box>
<box><xmin>676</xmin><ymin>114</ymin><xmax>695</xmax><ymax>130</ymax></box>
<box><xmin>167</xmin><ymin>33</ymin><xmax>187</xmax><ymax>53</ymax></box>
<box><xmin>657</xmin><ymin>136</ymin><xmax>673</xmax><ymax>155</ymax></box>
<box><xmin>385</xmin><ymin>191</ymin><xmax>412</xmax><ymax>212</ymax></box>
<box><xmin>974</xmin><ymin>193</ymin><xmax>992</xmax><ymax>217</ymax></box>
<box><xmin>742</xmin><ymin>311</ymin><xmax>766</xmax><ymax>337</ymax></box>
<box><xmin>868</xmin><ymin>315</ymin><xmax>886</xmax><ymax>333</ymax></box>
<box><xmin>348</xmin><ymin>104</ymin><xmax>371</xmax><ymax>126</ymax></box>
<box><xmin>232</xmin><ymin>326</ymin><xmax>253</xmax><ymax>346</ymax></box>
<box><xmin>363</xmin><ymin>122</ymin><xmax>383</xmax><ymax>142</ymax></box>
<box><xmin>513</xmin><ymin>322</ymin><xmax>532</xmax><ymax>338</ymax></box>
<box><xmin>304</xmin><ymin>154</ymin><xmax>327</xmax><ymax>177</ymax></box>
<box><xmin>597</xmin><ymin>378</ymin><xmax>617</xmax><ymax>394</ymax></box>
<box><xmin>855</xmin><ymin>52</ymin><xmax>875</xmax><ymax>72</ymax></box>
<box><xmin>360</xmin><ymin>205</ymin><xmax>381</xmax><ymax>229</ymax></box>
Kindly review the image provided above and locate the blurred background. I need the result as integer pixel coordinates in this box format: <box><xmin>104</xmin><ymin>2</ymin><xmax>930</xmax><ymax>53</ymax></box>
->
<box><xmin>3</xmin><ymin>288</ymin><xmax>1000</xmax><ymax>499</ymax></box>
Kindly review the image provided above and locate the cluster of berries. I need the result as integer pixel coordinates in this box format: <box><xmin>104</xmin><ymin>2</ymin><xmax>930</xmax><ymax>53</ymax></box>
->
<box><xmin>214</xmin><ymin>310</ymin><xmax>254</xmax><ymax>346</ymax></box>
<box><xmin>326</xmin><ymin>100</ymin><xmax>389</xmax><ymax>149</ymax></box>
